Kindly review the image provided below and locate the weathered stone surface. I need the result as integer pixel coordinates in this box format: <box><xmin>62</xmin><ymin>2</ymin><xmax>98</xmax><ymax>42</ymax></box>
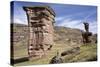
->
<box><xmin>49</xmin><ymin>56</ymin><xmax>63</xmax><ymax>64</ymax></box>
<box><xmin>82</xmin><ymin>31</ymin><xmax>92</xmax><ymax>43</ymax></box>
<box><xmin>82</xmin><ymin>22</ymin><xmax>92</xmax><ymax>44</ymax></box>
<box><xmin>61</xmin><ymin>47</ymin><xmax>80</xmax><ymax>56</ymax></box>
<box><xmin>49</xmin><ymin>52</ymin><xmax>63</xmax><ymax>64</ymax></box>
<box><xmin>23</xmin><ymin>6</ymin><xmax>55</xmax><ymax>60</ymax></box>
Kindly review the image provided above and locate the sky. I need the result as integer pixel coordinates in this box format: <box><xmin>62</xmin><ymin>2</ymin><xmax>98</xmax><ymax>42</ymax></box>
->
<box><xmin>11</xmin><ymin>1</ymin><xmax>97</xmax><ymax>34</ymax></box>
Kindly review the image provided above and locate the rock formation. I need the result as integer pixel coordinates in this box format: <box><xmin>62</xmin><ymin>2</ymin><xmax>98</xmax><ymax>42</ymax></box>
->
<box><xmin>23</xmin><ymin>6</ymin><xmax>55</xmax><ymax>60</ymax></box>
<box><xmin>82</xmin><ymin>22</ymin><xmax>92</xmax><ymax>44</ymax></box>
<box><xmin>49</xmin><ymin>51</ymin><xmax>63</xmax><ymax>64</ymax></box>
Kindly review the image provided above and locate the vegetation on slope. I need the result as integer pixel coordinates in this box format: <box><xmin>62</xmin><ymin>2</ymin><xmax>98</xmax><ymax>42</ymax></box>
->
<box><xmin>63</xmin><ymin>44</ymin><xmax>97</xmax><ymax>63</ymax></box>
<box><xmin>11</xmin><ymin>23</ymin><xmax>97</xmax><ymax>66</ymax></box>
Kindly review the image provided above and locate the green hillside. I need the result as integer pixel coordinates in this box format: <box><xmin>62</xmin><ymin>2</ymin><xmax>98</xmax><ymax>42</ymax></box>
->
<box><xmin>11</xmin><ymin>23</ymin><xmax>97</xmax><ymax>66</ymax></box>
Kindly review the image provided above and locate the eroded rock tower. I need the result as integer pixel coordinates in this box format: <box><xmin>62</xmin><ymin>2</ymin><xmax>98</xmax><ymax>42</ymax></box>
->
<box><xmin>23</xmin><ymin>6</ymin><xmax>55</xmax><ymax>60</ymax></box>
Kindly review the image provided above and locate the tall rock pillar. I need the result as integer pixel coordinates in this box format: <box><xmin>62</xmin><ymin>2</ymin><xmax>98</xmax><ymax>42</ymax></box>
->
<box><xmin>23</xmin><ymin>6</ymin><xmax>55</xmax><ymax>60</ymax></box>
<box><xmin>82</xmin><ymin>22</ymin><xmax>92</xmax><ymax>44</ymax></box>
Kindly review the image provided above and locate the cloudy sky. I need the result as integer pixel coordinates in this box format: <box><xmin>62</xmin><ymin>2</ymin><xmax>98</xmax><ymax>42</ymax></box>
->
<box><xmin>11</xmin><ymin>1</ymin><xmax>97</xmax><ymax>34</ymax></box>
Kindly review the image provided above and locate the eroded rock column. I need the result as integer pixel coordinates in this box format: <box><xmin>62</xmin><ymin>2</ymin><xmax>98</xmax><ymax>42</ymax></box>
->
<box><xmin>82</xmin><ymin>22</ymin><xmax>92</xmax><ymax>44</ymax></box>
<box><xmin>23</xmin><ymin>6</ymin><xmax>55</xmax><ymax>60</ymax></box>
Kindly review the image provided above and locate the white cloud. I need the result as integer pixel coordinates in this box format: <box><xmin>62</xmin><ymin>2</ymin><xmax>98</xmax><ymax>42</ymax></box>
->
<box><xmin>14</xmin><ymin>18</ymin><xmax>28</xmax><ymax>25</ymax></box>
<box><xmin>56</xmin><ymin>18</ymin><xmax>83</xmax><ymax>28</ymax></box>
<box><xmin>55</xmin><ymin>16</ymin><xmax>65</xmax><ymax>21</ymax></box>
<box><xmin>89</xmin><ymin>21</ymin><xmax>97</xmax><ymax>34</ymax></box>
<box><xmin>56</xmin><ymin>17</ymin><xmax>97</xmax><ymax>34</ymax></box>
<box><xmin>55</xmin><ymin>11</ymin><xmax>91</xmax><ymax>22</ymax></box>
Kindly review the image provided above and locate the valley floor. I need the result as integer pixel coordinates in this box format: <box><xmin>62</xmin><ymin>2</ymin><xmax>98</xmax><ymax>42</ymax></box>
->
<box><xmin>14</xmin><ymin>42</ymin><xmax>97</xmax><ymax>66</ymax></box>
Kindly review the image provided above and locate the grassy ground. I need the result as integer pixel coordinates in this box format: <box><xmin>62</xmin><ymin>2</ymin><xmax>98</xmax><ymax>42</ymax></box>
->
<box><xmin>14</xmin><ymin>42</ymin><xmax>71</xmax><ymax>66</ymax></box>
<box><xmin>14</xmin><ymin>43</ymin><xmax>97</xmax><ymax>66</ymax></box>
<box><xmin>63</xmin><ymin>44</ymin><xmax>97</xmax><ymax>63</ymax></box>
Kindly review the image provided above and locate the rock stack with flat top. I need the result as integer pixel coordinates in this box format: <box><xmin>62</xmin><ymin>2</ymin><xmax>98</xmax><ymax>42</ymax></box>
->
<box><xmin>23</xmin><ymin>6</ymin><xmax>55</xmax><ymax>60</ymax></box>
